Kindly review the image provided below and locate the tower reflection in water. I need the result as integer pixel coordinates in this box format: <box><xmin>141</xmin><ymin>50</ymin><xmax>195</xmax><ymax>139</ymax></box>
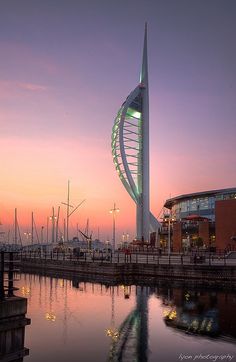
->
<box><xmin>106</xmin><ymin>284</ymin><xmax>236</xmax><ymax>361</ymax></box>
<box><xmin>106</xmin><ymin>285</ymin><xmax>149</xmax><ymax>362</ymax></box>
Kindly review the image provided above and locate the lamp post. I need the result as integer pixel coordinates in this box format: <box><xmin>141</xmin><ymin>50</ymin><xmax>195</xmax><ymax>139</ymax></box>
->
<box><xmin>122</xmin><ymin>232</ymin><xmax>129</xmax><ymax>248</ymax></box>
<box><xmin>46</xmin><ymin>217</ymin><xmax>49</xmax><ymax>244</ymax></box>
<box><xmin>122</xmin><ymin>233</ymin><xmax>125</xmax><ymax>248</ymax></box>
<box><xmin>41</xmin><ymin>226</ymin><xmax>44</xmax><ymax>244</ymax></box>
<box><xmin>50</xmin><ymin>207</ymin><xmax>57</xmax><ymax>243</ymax></box>
<box><xmin>24</xmin><ymin>231</ymin><xmax>31</xmax><ymax>244</ymax></box>
<box><xmin>105</xmin><ymin>237</ymin><xmax>110</xmax><ymax>251</ymax></box>
<box><xmin>109</xmin><ymin>203</ymin><xmax>120</xmax><ymax>252</ymax></box>
<box><xmin>167</xmin><ymin>213</ymin><xmax>175</xmax><ymax>255</ymax></box>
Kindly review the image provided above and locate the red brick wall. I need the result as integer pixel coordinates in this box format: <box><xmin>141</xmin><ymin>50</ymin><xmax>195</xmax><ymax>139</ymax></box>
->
<box><xmin>172</xmin><ymin>222</ymin><xmax>182</xmax><ymax>252</ymax></box>
<box><xmin>215</xmin><ymin>199</ymin><xmax>236</xmax><ymax>250</ymax></box>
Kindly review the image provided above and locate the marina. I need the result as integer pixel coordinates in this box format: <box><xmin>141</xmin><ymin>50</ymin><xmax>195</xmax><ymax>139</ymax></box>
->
<box><xmin>1</xmin><ymin>1</ymin><xmax>236</xmax><ymax>361</ymax></box>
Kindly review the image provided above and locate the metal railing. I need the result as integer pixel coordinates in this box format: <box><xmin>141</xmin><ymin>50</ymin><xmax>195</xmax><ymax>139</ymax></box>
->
<box><xmin>19</xmin><ymin>250</ymin><xmax>236</xmax><ymax>267</ymax></box>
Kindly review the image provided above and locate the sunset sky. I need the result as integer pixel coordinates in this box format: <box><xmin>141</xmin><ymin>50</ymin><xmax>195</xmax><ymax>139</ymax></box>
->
<box><xmin>0</xmin><ymin>0</ymin><xmax>236</xmax><ymax>243</ymax></box>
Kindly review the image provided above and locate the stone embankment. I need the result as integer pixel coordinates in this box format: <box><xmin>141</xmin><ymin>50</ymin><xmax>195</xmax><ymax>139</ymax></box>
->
<box><xmin>20</xmin><ymin>257</ymin><xmax>236</xmax><ymax>287</ymax></box>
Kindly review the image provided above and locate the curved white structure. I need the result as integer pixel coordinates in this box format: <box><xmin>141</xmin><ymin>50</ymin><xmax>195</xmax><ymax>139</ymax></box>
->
<box><xmin>111</xmin><ymin>24</ymin><xmax>160</xmax><ymax>242</ymax></box>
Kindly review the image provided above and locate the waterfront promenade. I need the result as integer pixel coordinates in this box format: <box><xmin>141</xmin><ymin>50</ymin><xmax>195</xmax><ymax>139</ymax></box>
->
<box><xmin>19</xmin><ymin>250</ymin><xmax>236</xmax><ymax>266</ymax></box>
<box><xmin>19</xmin><ymin>251</ymin><xmax>236</xmax><ymax>286</ymax></box>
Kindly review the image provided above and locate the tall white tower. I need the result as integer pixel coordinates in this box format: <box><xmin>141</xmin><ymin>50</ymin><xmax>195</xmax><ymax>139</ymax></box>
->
<box><xmin>111</xmin><ymin>24</ymin><xmax>159</xmax><ymax>241</ymax></box>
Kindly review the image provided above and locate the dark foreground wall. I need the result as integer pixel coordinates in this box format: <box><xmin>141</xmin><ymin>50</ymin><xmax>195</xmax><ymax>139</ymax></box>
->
<box><xmin>0</xmin><ymin>297</ymin><xmax>30</xmax><ymax>362</ymax></box>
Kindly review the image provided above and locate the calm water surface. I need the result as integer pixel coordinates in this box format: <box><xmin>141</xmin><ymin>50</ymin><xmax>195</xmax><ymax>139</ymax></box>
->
<box><xmin>15</xmin><ymin>273</ymin><xmax>236</xmax><ymax>362</ymax></box>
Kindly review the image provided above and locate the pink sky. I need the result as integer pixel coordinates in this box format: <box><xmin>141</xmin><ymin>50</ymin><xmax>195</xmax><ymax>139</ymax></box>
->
<box><xmin>0</xmin><ymin>1</ymin><xmax>235</xmax><ymax>243</ymax></box>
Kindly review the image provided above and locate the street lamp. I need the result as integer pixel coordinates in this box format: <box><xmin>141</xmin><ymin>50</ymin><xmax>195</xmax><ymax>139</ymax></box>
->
<box><xmin>122</xmin><ymin>232</ymin><xmax>129</xmax><ymax>248</ymax></box>
<box><xmin>24</xmin><ymin>231</ymin><xmax>31</xmax><ymax>244</ymax></box>
<box><xmin>167</xmin><ymin>214</ymin><xmax>175</xmax><ymax>255</ymax></box>
<box><xmin>50</xmin><ymin>207</ymin><xmax>57</xmax><ymax>243</ymax></box>
<box><xmin>109</xmin><ymin>203</ymin><xmax>120</xmax><ymax>252</ymax></box>
<box><xmin>122</xmin><ymin>233</ymin><xmax>125</xmax><ymax>247</ymax></box>
<box><xmin>41</xmin><ymin>226</ymin><xmax>44</xmax><ymax>244</ymax></box>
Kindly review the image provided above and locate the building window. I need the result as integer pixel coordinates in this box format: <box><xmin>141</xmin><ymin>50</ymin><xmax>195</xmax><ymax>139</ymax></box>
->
<box><xmin>199</xmin><ymin>198</ymin><xmax>209</xmax><ymax>209</ymax></box>
<box><xmin>190</xmin><ymin>199</ymin><xmax>197</xmax><ymax>211</ymax></box>
<box><xmin>180</xmin><ymin>201</ymin><xmax>188</xmax><ymax>213</ymax></box>
<box><xmin>209</xmin><ymin>197</ymin><xmax>215</xmax><ymax>209</ymax></box>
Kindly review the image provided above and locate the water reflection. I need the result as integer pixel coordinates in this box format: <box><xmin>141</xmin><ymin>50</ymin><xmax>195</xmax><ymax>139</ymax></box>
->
<box><xmin>106</xmin><ymin>286</ymin><xmax>149</xmax><ymax>361</ymax></box>
<box><xmin>163</xmin><ymin>288</ymin><xmax>236</xmax><ymax>339</ymax></box>
<box><xmin>15</xmin><ymin>274</ymin><xmax>236</xmax><ymax>362</ymax></box>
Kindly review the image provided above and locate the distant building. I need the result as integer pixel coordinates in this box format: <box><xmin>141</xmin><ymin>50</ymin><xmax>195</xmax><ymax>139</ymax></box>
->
<box><xmin>160</xmin><ymin>187</ymin><xmax>236</xmax><ymax>252</ymax></box>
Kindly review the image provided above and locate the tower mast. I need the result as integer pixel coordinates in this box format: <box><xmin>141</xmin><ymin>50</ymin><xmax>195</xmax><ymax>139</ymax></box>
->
<box><xmin>111</xmin><ymin>23</ymin><xmax>160</xmax><ymax>244</ymax></box>
<box><xmin>138</xmin><ymin>22</ymin><xmax>150</xmax><ymax>241</ymax></box>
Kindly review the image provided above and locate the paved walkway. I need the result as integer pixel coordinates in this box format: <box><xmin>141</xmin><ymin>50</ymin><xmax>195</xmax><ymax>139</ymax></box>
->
<box><xmin>20</xmin><ymin>251</ymin><xmax>236</xmax><ymax>267</ymax></box>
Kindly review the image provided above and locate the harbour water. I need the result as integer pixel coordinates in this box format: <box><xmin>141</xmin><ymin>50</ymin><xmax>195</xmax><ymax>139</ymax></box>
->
<box><xmin>14</xmin><ymin>273</ymin><xmax>236</xmax><ymax>362</ymax></box>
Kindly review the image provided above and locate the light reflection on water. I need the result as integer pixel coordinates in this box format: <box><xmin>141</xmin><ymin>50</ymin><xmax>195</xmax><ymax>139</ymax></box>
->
<box><xmin>14</xmin><ymin>274</ymin><xmax>236</xmax><ymax>362</ymax></box>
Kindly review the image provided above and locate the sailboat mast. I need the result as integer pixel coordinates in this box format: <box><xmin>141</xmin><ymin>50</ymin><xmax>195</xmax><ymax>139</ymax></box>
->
<box><xmin>14</xmin><ymin>208</ymin><xmax>17</xmax><ymax>245</ymax></box>
<box><xmin>67</xmin><ymin>180</ymin><xmax>70</xmax><ymax>242</ymax></box>
<box><xmin>56</xmin><ymin>206</ymin><xmax>60</xmax><ymax>243</ymax></box>
<box><xmin>31</xmin><ymin>212</ymin><xmax>34</xmax><ymax>245</ymax></box>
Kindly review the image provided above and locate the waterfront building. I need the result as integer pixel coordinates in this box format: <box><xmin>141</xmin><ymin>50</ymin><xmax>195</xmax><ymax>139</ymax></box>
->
<box><xmin>160</xmin><ymin>187</ymin><xmax>236</xmax><ymax>252</ymax></box>
<box><xmin>111</xmin><ymin>24</ymin><xmax>159</xmax><ymax>242</ymax></box>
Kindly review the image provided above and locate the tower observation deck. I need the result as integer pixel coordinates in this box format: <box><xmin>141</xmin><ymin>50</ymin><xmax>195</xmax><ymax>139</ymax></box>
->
<box><xmin>111</xmin><ymin>24</ymin><xmax>160</xmax><ymax>242</ymax></box>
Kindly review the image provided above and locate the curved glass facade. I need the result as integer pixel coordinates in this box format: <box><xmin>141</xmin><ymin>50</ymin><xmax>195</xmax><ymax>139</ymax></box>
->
<box><xmin>111</xmin><ymin>24</ymin><xmax>160</xmax><ymax>241</ymax></box>
<box><xmin>168</xmin><ymin>189</ymin><xmax>236</xmax><ymax>221</ymax></box>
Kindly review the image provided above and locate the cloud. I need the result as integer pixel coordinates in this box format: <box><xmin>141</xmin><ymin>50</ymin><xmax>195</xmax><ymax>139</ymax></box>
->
<box><xmin>0</xmin><ymin>80</ymin><xmax>48</xmax><ymax>99</ymax></box>
<box><xmin>17</xmin><ymin>82</ymin><xmax>47</xmax><ymax>92</ymax></box>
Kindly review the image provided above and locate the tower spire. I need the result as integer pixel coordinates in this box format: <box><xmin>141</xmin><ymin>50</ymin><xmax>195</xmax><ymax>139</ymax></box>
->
<box><xmin>112</xmin><ymin>23</ymin><xmax>160</xmax><ymax>244</ymax></box>
<box><xmin>140</xmin><ymin>22</ymin><xmax>148</xmax><ymax>87</ymax></box>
